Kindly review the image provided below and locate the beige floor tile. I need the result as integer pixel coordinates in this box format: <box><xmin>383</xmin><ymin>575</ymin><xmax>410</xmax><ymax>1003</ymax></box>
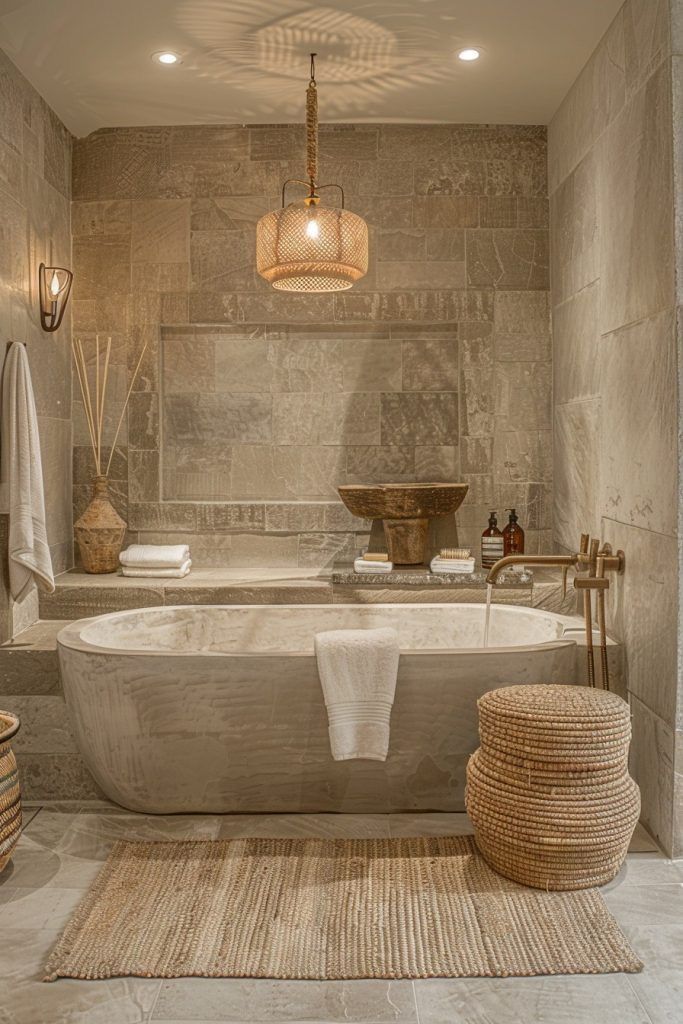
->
<box><xmin>611</xmin><ymin>855</ymin><xmax>683</xmax><ymax>887</ymax></box>
<box><xmin>52</xmin><ymin>812</ymin><xmax>224</xmax><ymax>861</ymax></box>
<box><xmin>0</xmin><ymin>886</ymin><xmax>85</xmax><ymax>931</ymax></box>
<box><xmin>0</xmin><ymin>925</ymin><xmax>160</xmax><ymax>1024</ymax></box>
<box><xmin>413</xmin><ymin>975</ymin><xmax>651</xmax><ymax>1024</ymax></box>
<box><xmin>603</xmin><ymin>883</ymin><xmax>683</xmax><ymax>927</ymax></box>
<box><xmin>623</xmin><ymin>925</ymin><xmax>683</xmax><ymax>1024</ymax></box>
<box><xmin>151</xmin><ymin>978</ymin><xmax>417</xmax><ymax>1022</ymax></box>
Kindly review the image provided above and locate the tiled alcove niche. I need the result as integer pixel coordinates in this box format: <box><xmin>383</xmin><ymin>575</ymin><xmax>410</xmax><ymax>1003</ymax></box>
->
<box><xmin>85</xmin><ymin>315</ymin><xmax>552</xmax><ymax>570</ymax></box>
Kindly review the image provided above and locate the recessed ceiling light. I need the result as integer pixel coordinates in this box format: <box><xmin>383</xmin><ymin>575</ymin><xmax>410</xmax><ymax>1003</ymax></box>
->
<box><xmin>152</xmin><ymin>51</ymin><xmax>181</xmax><ymax>65</ymax></box>
<box><xmin>458</xmin><ymin>48</ymin><xmax>480</xmax><ymax>62</ymax></box>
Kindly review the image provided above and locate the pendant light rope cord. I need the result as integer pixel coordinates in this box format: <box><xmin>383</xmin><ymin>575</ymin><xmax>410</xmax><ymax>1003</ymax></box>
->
<box><xmin>306</xmin><ymin>52</ymin><xmax>318</xmax><ymax>188</ymax></box>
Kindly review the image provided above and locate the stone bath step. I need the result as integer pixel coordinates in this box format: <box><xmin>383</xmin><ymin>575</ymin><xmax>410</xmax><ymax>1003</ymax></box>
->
<box><xmin>0</xmin><ymin>620</ymin><xmax>67</xmax><ymax>695</ymax></box>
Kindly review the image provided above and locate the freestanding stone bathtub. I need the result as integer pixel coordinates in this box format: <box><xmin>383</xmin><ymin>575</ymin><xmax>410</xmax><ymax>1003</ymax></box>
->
<box><xmin>58</xmin><ymin>603</ymin><xmax>594</xmax><ymax>814</ymax></box>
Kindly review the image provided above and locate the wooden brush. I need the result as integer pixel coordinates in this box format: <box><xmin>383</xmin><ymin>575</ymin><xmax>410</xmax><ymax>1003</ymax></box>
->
<box><xmin>439</xmin><ymin>548</ymin><xmax>472</xmax><ymax>560</ymax></box>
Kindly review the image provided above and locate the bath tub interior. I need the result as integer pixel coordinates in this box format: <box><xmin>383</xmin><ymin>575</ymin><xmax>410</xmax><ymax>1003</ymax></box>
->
<box><xmin>70</xmin><ymin>603</ymin><xmax>573</xmax><ymax>656</ymax></box>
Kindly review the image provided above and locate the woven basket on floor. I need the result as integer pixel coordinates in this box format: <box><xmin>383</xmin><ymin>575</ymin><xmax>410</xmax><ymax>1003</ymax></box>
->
<box><xmin>0</xmin><ymin>711</ymin><xmax>21</xmax><ymax>874</ymax></box>
<box><xmin>465</xmin><ymin>685</ymin><xmax>640</xmax><ymax>891</ymax></box>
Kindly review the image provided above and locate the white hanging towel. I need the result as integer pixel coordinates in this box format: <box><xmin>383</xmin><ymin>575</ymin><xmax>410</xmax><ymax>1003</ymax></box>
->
<box><xmin>314</xmin><ymin>627</ymin><xmax>400</xmax><ymax>761</ymax></box>
<box><xmin>0</xmin><ymin>343</ymin><xmax>54</xmax><ymax>599</ymax></box>
<box><xmin>119</xmin><ymin>544</ymin><xmax>190</xmax><ymax>569</ymax></box>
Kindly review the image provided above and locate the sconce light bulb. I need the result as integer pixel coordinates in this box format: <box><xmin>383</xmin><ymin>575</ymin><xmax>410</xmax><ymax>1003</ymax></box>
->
<box><xmin>306</xmin><ymin>217</ymin><xmax>319</xmax><ymax>240</ymax></box>
<box><xmin>49</xmin><ymin>270</ymin><xmax>61</xmax><ymax>297</ymax></box>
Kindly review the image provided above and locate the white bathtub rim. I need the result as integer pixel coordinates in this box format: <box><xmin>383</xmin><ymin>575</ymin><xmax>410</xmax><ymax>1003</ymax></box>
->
<box><xmin>56</xmin><ymin>602</ymin><xmax>599</xmax><ymax>660</ymax></box>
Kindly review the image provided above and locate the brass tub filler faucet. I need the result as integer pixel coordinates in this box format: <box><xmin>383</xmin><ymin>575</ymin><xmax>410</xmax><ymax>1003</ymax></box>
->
<box><xmin>485</xmin><ymin>534</ymin><xmax>625</xmax><ymax>690</ymax></box>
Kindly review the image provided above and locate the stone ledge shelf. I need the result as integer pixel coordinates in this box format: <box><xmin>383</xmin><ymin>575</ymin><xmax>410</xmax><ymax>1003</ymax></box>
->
<box><xmin>36</xmin><ymin>566</ymin><xmax>576</xmax><ymax>620</ymax></box>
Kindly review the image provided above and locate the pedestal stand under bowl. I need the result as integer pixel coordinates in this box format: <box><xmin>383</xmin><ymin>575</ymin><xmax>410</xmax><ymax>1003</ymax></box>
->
<box><xmin>338</xmin><ymin>483</ymin><xmax>469</xmax><ymax>565</ymax></box>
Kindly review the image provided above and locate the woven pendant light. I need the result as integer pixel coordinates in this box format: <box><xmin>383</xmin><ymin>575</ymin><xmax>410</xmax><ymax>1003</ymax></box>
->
<box><xmin>256</xmin><ymin>55</ymin><xmax>369</xmax><ymax>293</ymax></box>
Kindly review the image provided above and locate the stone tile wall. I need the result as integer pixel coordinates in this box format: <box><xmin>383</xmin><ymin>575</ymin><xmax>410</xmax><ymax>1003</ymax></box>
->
<box><xmin>71</xmin><ymin>123</ymin><xmax>551</xmax><ymax>567</ymax></box>
<box><xmin>549</xmin><ymin>0</ymin><xmax>682</xmax><ymax>854</ymax></box>
<box><xmin>0</xmin><ymin>49</ymin><xmax>73</xmax><ymax>639</ymax></box>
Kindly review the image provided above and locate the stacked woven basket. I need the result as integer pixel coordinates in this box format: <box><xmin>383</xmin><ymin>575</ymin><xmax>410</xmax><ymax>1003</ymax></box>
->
<box><xmin>0</xmin><ymin>711</ymin><xmax>21</xmax><ymax>873</ymax></box>
<box><xmin>466</xmin><ymin>684</ymin><xmax>640</xmax><ymax>891</ymax></box>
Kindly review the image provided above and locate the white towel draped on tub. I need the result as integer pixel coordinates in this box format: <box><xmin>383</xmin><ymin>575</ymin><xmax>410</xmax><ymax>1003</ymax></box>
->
<box><xmin>0</xmin><ymin>342</ymin><xmax>54</xmax><ymax>599</ymax></box>
<box><xmin>314</xmin><ymin>627</ymin><xmax>400</xmax><ymax>761</ymax></box>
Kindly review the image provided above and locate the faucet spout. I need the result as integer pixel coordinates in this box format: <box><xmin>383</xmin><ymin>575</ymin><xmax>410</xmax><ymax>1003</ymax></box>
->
<box><xmin>485</xmin><ymin>553</ymin><xmax>579</xmax><ymax>585</ymax></box>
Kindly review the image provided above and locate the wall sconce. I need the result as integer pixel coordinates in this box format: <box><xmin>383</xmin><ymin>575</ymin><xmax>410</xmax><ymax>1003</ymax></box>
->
<box><xmin>39</xmin><ymin>263</ymin><xmax>73</xmax><ymax>333</ymax></box>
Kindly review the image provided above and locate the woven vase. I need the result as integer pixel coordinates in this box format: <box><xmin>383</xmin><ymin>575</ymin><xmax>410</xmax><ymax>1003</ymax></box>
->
<box><xmin>466</xmin><ymin>684</ymin><xmax>640</xmax><ymax>891</ymax></box>
<box><xmin>74</xmin><ymin>475</ymin><xmax>126</xmax><ymax>574</ymax></box>
<box><xmin>0</xmin><ymin>712</ymin><xmax>21</xmax><ymax>874</ymax></box>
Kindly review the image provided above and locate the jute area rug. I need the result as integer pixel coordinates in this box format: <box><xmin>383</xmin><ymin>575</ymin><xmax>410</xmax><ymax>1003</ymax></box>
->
<box><xmin>44</xmin><ymin>835</ymin><xmax>642</xmax><ymax>981</ymax></box>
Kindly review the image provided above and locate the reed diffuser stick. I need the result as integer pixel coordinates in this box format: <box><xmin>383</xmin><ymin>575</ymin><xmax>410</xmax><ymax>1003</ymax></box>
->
<box><xmin>98</xmin><ymin>337</ymin><xmax>111</xmax><ymax>473</ymax></box>
<box><xmin>73</xmin><ymin>339</ymin><xmax>99</xmax><ymax>472</ymax></box>
<box><xmin>71</xmin><ymin>335</ymin><xmax>147</xmax><ymax>481</ymax></box>
<box><xmin>95</xmin><ymin>335</ymin><xmax>100</xmax><ymax>473</ymax></box>
<box><xmin>105</xmin><ymin>340</ymin><xmax>148</xmax><ymax>477</ymax></box>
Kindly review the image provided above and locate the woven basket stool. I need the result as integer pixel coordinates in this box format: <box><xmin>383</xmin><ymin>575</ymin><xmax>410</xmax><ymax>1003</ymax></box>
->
<box><xmin>0</xmin><ymin>711</ymin><xmax>21</xmax><ymax>874</ymax></box>
<box><xmin>465</xmin><ymin>685</ymin><xmax>640</xmax><ymax>891</ymax></box>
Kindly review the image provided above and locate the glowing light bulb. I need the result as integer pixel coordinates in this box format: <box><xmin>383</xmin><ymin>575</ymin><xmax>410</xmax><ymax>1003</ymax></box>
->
<box><xmin>152</xmin><ymin>51</ymin><xmax>182</xmax><ymax>65</ymax></box>
<box><xmin>306</xmin><ymin>217</ymin><xmax>320</xmax><ymax>240</ymax></box>
<box><xmin>49</xmin><ymin>270</ymin><xmax>61</xmax><ymax>297</ymax></box>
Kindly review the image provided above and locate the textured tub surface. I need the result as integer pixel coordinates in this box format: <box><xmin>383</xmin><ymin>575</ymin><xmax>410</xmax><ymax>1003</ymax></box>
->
<box><xmin>57</xmin><ymin>604</ymin><xmax>588</xmax><ymax>815</ymax></box>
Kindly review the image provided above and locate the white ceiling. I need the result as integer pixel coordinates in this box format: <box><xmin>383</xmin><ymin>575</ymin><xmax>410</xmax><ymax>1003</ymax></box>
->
<box><xmin>0</xmin><ymin>0</ymin><xmax>623</xmax><ymax>137</ymax></box>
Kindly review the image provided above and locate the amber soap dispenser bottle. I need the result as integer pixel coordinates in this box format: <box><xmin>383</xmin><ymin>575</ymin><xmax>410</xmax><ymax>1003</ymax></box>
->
<box><xmin>503</xmin><ymin>508</ymin><xmax>525</xmax><ymax>556</ymax></box>
<box><xmin>481</xmin><ymin>511</ymin><xmax>504</xmax><ymax>568</ymax></box>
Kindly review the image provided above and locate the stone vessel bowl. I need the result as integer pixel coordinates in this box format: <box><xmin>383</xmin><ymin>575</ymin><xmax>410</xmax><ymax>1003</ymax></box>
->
<box><xmin>338</xmin><ymin>482</ymin><xmax>469</xmax><ymax>565</ymax></box>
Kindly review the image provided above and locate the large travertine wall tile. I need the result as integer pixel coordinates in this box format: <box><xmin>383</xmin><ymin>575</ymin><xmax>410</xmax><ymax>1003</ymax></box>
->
<box><xmin>132</xmin><ymin>199</ymin><xmax>189</xmax><ymax>263</ymax></box>
<box><xmin>599</xmin><ymin>60</ymin><xmax>674</xmax><ymax>335</ymax></box>
<box><xmin>599</xmin><ymin>309</ymin><xmax>677</xmax><ymax>535</ymax></box>
<box><xmin>547</xmin><ymin>8</ymin><xmax>625</xmax><ymax>191</ymax></box>
<box><xmin>553</xmin><ymin>401</ymin><xmax>600</xmax><ymax>550</ymax></box>
<box><xmin>550</xmin><ymin>149</ymin><xmax>599</xmax><ymax>305</ymax></box>
<box><xmin>165</xmin><ymin>392</ymin><xmax>272</xmax><ymax>444</ymax></box>
<box><xmin>401</xmin><ymin>336</ymin><xmax>458</xmax><ymax>392</ymax></box>
<box><xmin>342</xmin><ymin>336</ymin><xmax>401</xmax><ymax>392</ymax></box>
<box><xmin>674</xmin><ymin>731</ymin><xmax>683</xmax><ymax>857</ymax></box>
<box><xmin>380</xmin><ymin>392</ymin><xmax>458</xmax><ymax>446</ymax></box>
<box><xmin>552</xmin><ymin>281</ymin><xmax>600</xmax><ymax>404</ymax></box>
<box><xmin>622</xmin><ymin>0</ymin><xmax>671</xmax><ymax>92</ymax></box>
<box><xmin>492</xmin><ymin>430</ymin><xmax>552</xmax><ymax>485</ymax></box>
<box><xmin>494</xmin><ymin>362</ymin><xmax>552</xmax><ymax>432</ymax></box>
<box><xmin>466</xmin><ymin>229</ymin><xmax>549</xmax><ymax>290</ymax></box>
<box><xmin>629</xmin><ymin>695</ymin><xmax>675</xmax><ymax>849</ymax></box>
<box><xmin>601</xmin><ymin>519</ymin><xmax>678</xmax><ymax>726</ymax></box>
<box><xmin>674</xmin><ymin>58</ymin><xmax>683</xmax><ymax>306</ymax></box>
<box><xmin>273</xmin><ymin>393</ymin><xmax>380</xmax><ymax>446</ymax></box>
<box><xmin>268</xmin><ymin>334</ymin><xmax>343</xmax><ymax>393</ymax></box>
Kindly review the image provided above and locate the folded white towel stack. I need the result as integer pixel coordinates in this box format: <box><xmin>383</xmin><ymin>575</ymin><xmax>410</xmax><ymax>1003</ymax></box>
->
<box><xmin>353</xmin><ymin>557</ymin><xmax>393</xmax><ymax>574</ymax></box>
<box><xmin>0</xmin><ymin>342</ymin><xmax>54</xmax><ymax>599</ymax></box>
<box><xmin>315</xmin><ymin>627</ymin><xmax>400</xmax><ymax>761</ymax></box>
<box><xmin>121</xmin><ymin>560</ymin><xmax>192</xmax><ymax>579</ymax></box>
<box><xmin>119</xmin><ymin>544</ymin><xmax>191</xmax><ymax>578</ymax></box>
<box><xmin>430</xmin><ymin>555</ymin><xmax>476</xmax><ymax>575</ymax></box>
